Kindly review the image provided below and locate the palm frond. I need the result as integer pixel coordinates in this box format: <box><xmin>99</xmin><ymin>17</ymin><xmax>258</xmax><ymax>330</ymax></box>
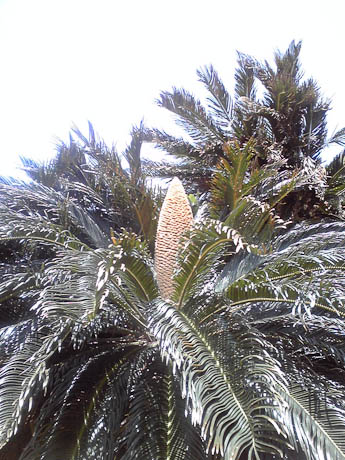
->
<box><xmin>209</xmin><ymin>140</ymin><xmax>283</xmax><ymax>218</ymax></box>
<box><xmin>234</xmin><ymin>53</ymin><xmax>257</xmax><ymax>101</ymax></box>
<box><xmin>157</xmin><ymin>88</ymin><xmax>226</xmax><ymax>145</ymax></box>
<box><xmin>222</xmin><ymin>197</ymin><xmax>282</xmax><ymax>245</ymax></box>
<box><xmin>232</xmin><ymin>53</ymin><xmax>259</xmax><ymax>142</ymax></box>
<box><xmin>172</xmin><ymin>219</ymin><xmax>249</xmax><ymax>308</ymax></box>
<box><xmin>20</xmin><ymin>346</ymin><xmax>141</xmax><ymax>460</ymax></box>
<box><xmin>109</xmin><ymin>231</ymin><xmax>158</xmax><ymax>303</ymax></box>
<box><xmin>143</xmin><ymin>128</ymin><xmax>199</xmax><ymax>160</ymax></box>
<box><xmin>0</xmin><ymin>206</ymin><xmax>86</xmax><ymax>251</ymax></box>
<box><xmin>327</xmin><ymin>127</ymin><xmax>345</xmax><ymax>147</ymax></box>
<box><xmin>197</xmin><ymin>65</ymin><xmax>233</xmax><ymax>129</ymax></box>
<box><xmin>215</xmin><ymin>221</ymin><xmax>345</xmax><ymax>318</ymax></box>
<box><xmin>150</xmin><ymin>299</ymin><xmax>290</xmax><ymax>459</ymax></box>
<box><xmin>0</xmin><ymin>182</ymin><xmax>108</xmax><ymax>248</ymax></box>
<box><xmin>121</xmin><ymin>359</ymin><xmax>209</xmax><ymax>460</ymax></box>
<box><xmin>284</xmin><ymin>384</ymin><xmax>345</xmax><ymax>460</ymax></box>
<box><xmin>327</xmin><ymin>150</ymin><xmax>345</xmax><ymax>180</ymax></box>
<box><xmin>0</xmin><ymin>324</ymin><xmax>48</xmax><ymax>447</ymax></box>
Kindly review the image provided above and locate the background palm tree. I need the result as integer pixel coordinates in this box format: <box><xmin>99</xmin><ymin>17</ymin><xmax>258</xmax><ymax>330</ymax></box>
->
<box><xmin>1</xmin><ymin>42</ymin><xmax>345</xmax><ymax>460</ymax></box>
<box><xmin>144</xmin><ymin>40</ymin><xmax>345</xmax><ymax>221</ymax></box>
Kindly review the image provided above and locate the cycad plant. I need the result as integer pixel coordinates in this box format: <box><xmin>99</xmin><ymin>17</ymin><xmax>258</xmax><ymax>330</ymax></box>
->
<box><xmin>144</xmin><ymin>41</ymin><xmax>345</xmax><ymax>221</ymax></box>
<box><xmin>1</xmin><ymin>166</ymin><xmax>345</xmax><ymax>459</ymax></box>
<box><xmin>1</xmin><ymin>42</ymin><xmax>345</xmax><ymax>460</ymax></box>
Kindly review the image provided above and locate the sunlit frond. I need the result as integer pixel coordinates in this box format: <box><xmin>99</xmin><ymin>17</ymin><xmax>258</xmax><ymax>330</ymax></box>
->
<box><xmin>150</xmin><ymin>299</ymin><xmax>290</xmax><ymax>460</ymax></box>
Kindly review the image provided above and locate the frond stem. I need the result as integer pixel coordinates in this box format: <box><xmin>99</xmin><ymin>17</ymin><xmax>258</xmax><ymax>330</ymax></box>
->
<box><xmin>269</xmin><ymin>265</ymin><xmax>345</xmax><ymax>282</ymax></box>
<box><xmin>124</xmin><ymin>267</ymin><xmax>151</xmax><ymax>302</ymax></box>
<box><xmin>201</xmin><ymin>297</ymin><xmax>345</xmax><ymax>324</ymax></box>
<box><xmin>0</xmin><ymin>235</ymin><xmax>89</xmax><ymax>251</ymax></box>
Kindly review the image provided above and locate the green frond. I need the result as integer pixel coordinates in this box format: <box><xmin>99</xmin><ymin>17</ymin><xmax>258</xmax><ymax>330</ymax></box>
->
<box><xmin>325</xmin><ymin>150</ymin><xmax>345</xmax><ymax>212</ymax></box>
<box><xmin>273</xmin><ymin>40</ymin><xmax>303</xmax><ymax>82</ymax></box>
<box><xmin>172</xmin><ymin>219</ymin><xmax>248</xmax><ymax>308</ymax></box>
<box><xmin>33</xmin><ymin>241</ymin><xmax>154</xmax><ymax>326</ymax></box>
<box><xmin>197</xmin><ymin>65</ymin><xmax>233</xmax><ymax>129</ymax></box>
<box><xmin>143</xmin><ymin>128</ymin><xmax>199</xmax><ymax>160</ymax></box>
<box><xmin>124</xmin><ymin>124</ymin><xmax>143</xmax><ymax>177</ymax></box>
<box><xmin>0</xmin><ymin>182</ymin><xmax>108</xmax><ymax>248</ymax></box>
<box><xmin>215</xmin><ymin>221</ymin><xmax>345</xmax><ymax>318</ymax></box>
<box><xmin>157</xmin><ymin>88</ymin><xmax>226</xmax><ymax>145</ymax></box>
<box><xmin>234</xmin><ymin>53</ymin><xmax>257</xmax><ymax>101</ymax></box>
<box><xmin>222</xmin><ymin>197</ymin><xmax>280</xmax><ymax>245</ymax></box>
<box><xmin>20</xmin><ymin>345</ymin><xmax>142</xmax><ymax>460</ymax></box>
<box><xmin>120</xmin><ymin>360</ymin><xmax>209</xmax><ymax>460</ymax></box>
<box><xmin>327</xmin><ymin>150</ymin><xmax>345</xmax><ymax>181</ymax></box>
<box><xmin>110</xmin><ymin>232</ymin><xmax>158</xmax><ymax>303</ymax></box>
<box><xmin>231</xmin><ymin>53</ymin><xmax>259</xmax><ymax>142</ymax></box>
<box><xmin>210</xmin><ymin>140</ymin><xmax>282</xmax><ymax>218</ymax></box>
<box><xmin>65</xmin><ymin>199</ymin><xmax>109</xmax><ymax>248</ymax></box>
<box><xmin>0</xmin><ymin>206</ymin><xmax>86</xmax><ymax>250</ymax></box>
<box><xmin>206</xmin><ymin>220</ymin><xmax>345</xmax><ymax>459</ymax></box>
<box><xmin>256</xmin><ymin>313</ymin><xmax>345</xmax><ymax>384</ymax></box>
<box><xmin>0</xmin><ymin>271</ymin><xmax>37</xmax><ymax>309</ymax></box>
<box><xmin>285</xmin><ymin>384</ymin><xmax>345</xmax><ymax>460</ymax></box>
<box><xmin>142</xmin><ymin>158</ymin><xmax>202</xmax><ymax>178</ymax></box>
<box><xmin>0</xmin><ymin>325</ymin><xmax>48</xmax><ymax>447</ymax></box>
<box><xmin>150</xmin><ymin>299</ymin><xmax>290</xmax><ymax>459</ymax></box>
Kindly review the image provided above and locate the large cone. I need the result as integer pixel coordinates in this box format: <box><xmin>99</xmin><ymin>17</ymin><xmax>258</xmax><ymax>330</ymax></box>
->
<box><xmin>154</xmin><ymin>177</ymin><xmax>193</xmax><ymax>300</ymax></box>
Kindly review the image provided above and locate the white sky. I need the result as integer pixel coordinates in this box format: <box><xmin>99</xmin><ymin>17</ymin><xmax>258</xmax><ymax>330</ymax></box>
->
<box><xmin>0</xmin><ymin>0</ymin><xmax>344</xmax><ymax>179</ymax></box>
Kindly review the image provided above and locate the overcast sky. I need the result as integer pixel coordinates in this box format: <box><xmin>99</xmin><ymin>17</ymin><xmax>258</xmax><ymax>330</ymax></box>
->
<box><xmin>0</xmin><ymin>0</ymin><xmax>344</xmax><ymax>178</ymax></box>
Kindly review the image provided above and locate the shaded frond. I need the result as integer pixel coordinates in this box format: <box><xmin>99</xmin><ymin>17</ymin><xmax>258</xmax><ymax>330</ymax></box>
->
<box><xmin>0</xmin><ymin>206</ymin><xmax>86</xmax><ymax>251</ymax></box>
<box><xmin>121</xmin><ymin>360</ymin><xmax>209</xmax><ymax>460</ymax></box>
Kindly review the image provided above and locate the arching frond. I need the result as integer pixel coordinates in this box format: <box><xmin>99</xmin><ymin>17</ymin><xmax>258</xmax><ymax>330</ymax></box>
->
<box><xmin>157</xmin><ymin>88</ymin><xmax>226</xmax><ymax>145</ymax></box>
<box><xmin>209</xmin><ymin>140</ymin><xmax>282</xmax><ymax>218</ymax></box>
<box><xmin>284</xmin><ymin>383</ymin><xmax>345</xmax><ymax>460</ymax></box>
<box><xmin>0</xmin><ymin>206</ymin><xmax>86</xmax><ymax>250</ymax></box>
<box><xmin>234</xmin><ymin>53</ymin><xmax>257</xmax><ymax>101</ymax></box>
<box><xmin>197</xmin><ymin>65</ymin><xmax>233</xmax><ymax>129</ymax></box>
<box><xmin>150</xmin><ymin>299</ymin><xmax>290</xmax><ymax>460</ymax></box>
<box><xmin>205</xmin><ymin>220</ymin><xmax>345</xmax><ymax>459</ymax></box>
<box><xmin>0</xmin><ymin>324</ymin><xmax>49</xmax><ymax>447</ymax></box>
<box><xmin>143</xmin><ymin>128</ymin><xmax>199</xmax><ymax>160</ymax></box>
<box><xmin>19</xmin><ymin>346</ymin><xmax>142</xmax><ymax>460</ymax></box>
<box><xmin>121</xmin><ymin>360</ymin><xmax>209</xmax><ymax>460</ymax></box>
<box><xmin>172</xmin><ymin>219</ymin><xmax>248</xmax><ymax>308</ymax></box>
<box><xmin>0</xmin><ymin>182</ymin><xmax>108</xmax><ymax>248</ymax></box>
<box><xmin>215</xmin><ymin>221</ymin><xmax>345</xmax><ymax>318</ymax></box>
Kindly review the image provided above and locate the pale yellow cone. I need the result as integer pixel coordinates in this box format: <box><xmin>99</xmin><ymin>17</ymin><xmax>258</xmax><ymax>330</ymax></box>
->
<box><xmin>154</xmin><ymin>177</ymin><xmax>193</xmax><ymax>300</ymax></box>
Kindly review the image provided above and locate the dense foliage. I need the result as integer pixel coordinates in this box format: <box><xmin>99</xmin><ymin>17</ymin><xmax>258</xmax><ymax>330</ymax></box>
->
<box><xmin>1</xmin><ymin>41</ymin><xmax>345</xmax><ymax>460</ymax></box>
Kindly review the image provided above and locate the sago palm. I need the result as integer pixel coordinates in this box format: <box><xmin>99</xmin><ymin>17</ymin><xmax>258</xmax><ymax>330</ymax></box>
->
<box><xmin>1</xmin><ymin>170</ymin><xmax>345</xmax><ymax>459</ymax></box>
<box><xmin>143</xmin><ymin>41</ymin><xmax>345</xmax><ymax>221</ymax></box>
<box><xmin>20</xmin><ymin>121</ymin><xmax>162</xmax><ymax>249</ymax></box>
